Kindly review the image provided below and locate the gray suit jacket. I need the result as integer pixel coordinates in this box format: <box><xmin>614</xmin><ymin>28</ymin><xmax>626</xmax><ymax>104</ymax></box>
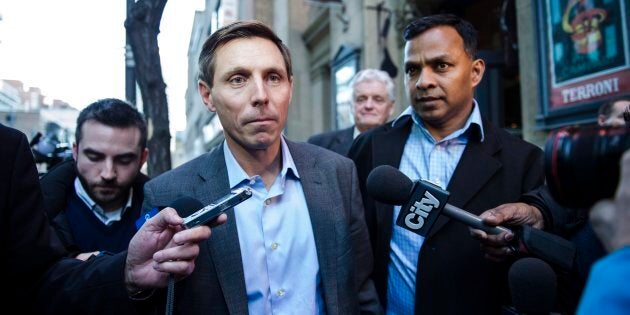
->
<box><xmin>143</xmin><ymin>140</ymin><xmax>381</xmax><ymax>314</ymax></box>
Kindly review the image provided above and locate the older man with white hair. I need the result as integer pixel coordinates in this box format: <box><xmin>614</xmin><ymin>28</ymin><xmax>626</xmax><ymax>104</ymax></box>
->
<box><xmin>308</xmin><ymin>68</ymin><xmax>396</xmax><ymax>156</ymax></box>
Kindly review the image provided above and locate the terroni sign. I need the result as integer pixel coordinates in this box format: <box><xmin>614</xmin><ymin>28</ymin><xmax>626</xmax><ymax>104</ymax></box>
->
<box><xmin>543</xmin><ymin>0</ymin><xmax>629</xmax><ymax>109</ymax></box>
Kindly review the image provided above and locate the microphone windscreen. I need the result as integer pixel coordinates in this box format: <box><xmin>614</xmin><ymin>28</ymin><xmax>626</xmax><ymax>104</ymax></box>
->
<box><xmin>367</xmin><ymin>165</ymin><xmax>414</xmax><ymax>205</ymax></box>
<box><xmin>509</xmin><ymin>257</ymin><xmax>557</xmax><ymax>314</ymax></box>
<box><xmin>169</xmin><ymin>196</ymin><xmax>204</xmax><ymax>217</ymax></box>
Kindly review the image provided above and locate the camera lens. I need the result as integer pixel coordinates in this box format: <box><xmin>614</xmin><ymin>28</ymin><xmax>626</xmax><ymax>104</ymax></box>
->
<box><xmin>545</xmin><ymin>126</ymin><xmax>629</xmax><ymax>208</ymax></box>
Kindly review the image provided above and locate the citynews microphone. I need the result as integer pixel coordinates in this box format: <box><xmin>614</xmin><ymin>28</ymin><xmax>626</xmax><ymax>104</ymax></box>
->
<box><xmin>504</xmin><ymin>257</ymin><xmax>557</xmax><ymax>315</ymax></box>
<box><xmin>366</xmin><ymin>165</ymin><xmax>576</xmax><ymax>269</ymax></box>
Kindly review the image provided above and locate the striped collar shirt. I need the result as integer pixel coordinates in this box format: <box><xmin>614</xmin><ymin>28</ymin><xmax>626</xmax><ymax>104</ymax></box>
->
<box><xmin>74</xmin><ymin>178</ymin><xmax>133</xmax><ymax>226</ymax></box>
<box><xmin>386</xmin><ymin>100</ymin><xmax>485</xmax><ymax>314</ymax></box>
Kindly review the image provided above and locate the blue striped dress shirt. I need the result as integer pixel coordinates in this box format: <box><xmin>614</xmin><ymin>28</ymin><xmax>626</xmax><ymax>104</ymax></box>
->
<box><xmin>386</xmin><ymin>101</ymin><xmax>485</xmax><ymax>314</ymax></box>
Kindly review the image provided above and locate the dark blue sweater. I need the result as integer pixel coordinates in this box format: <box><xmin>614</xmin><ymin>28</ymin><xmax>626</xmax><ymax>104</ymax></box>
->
<box><xmin>65</xmin><ymin>192</ymin><xmax>140</xmax><ymax>254</ymax></box>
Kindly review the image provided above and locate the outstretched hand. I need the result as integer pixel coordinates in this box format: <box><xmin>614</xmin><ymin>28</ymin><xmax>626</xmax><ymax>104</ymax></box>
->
<box><xmin>124</xmin><ymin>208</ymin><xmax>226</xmax><ymax>294</ymax></box>
<box><xmin>470</xmin><ymin>202</ymin><xmax>544</xmax><ymax>262</ymax></box>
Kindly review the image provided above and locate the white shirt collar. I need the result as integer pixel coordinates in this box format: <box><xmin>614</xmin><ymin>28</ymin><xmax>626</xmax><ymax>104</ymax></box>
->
<box><xmin>74</xmin><ymin>177</ymin><xmax>133</xmax><ymax>225</ymax></box>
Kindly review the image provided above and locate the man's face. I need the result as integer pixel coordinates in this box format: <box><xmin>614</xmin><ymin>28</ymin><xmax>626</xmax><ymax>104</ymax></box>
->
<box><xmin>353</xmin><ymin>80</ymin><xmax>395</xmax><ymax>133</ymax></box>
<box><xmin>198</xmin><ymin>37</ymin><xmax>292</xmax><ymax>152</ymax></box>
<box><xmin>599</xmin><ymin>100</ymin><xmax>630</xmax><ymax>127</ymax></box>
<box><xmin>404</xmin><ymin>26</ymin><xmax>484</xmax><ymax>135</ymax></box>
<box><xmin>72</xmin><ymin>120</ymin><xmax>147</xmax><ymax>211</ymax></box>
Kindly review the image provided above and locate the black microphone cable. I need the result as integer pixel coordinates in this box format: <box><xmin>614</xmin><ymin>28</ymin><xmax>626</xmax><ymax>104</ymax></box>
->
<box><xmin>163</xmin><ymin>197</ymin><xmax>204</xmax><ymax>315</ymax></box>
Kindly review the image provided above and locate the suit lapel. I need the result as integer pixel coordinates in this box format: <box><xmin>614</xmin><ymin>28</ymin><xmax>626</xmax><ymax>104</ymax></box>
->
<box><xmin>373</xmin><ymin>118</ymin><xmax>411</xmax><ymax>168</ymax></box>
<box><xmin>195</xmin><ymin>144</ymin><xmax>249</xmax><ymax>314</ymax></box>
<box><xmin>428</xmin><ymin>122</ymin><xmax>502</xmax><ymax>237</ymax></box>
<box><xmin>371</xmin><ymin>118</ymin><xmax>412</xmax><ymax>251</ymax></box>
<box><xmin>369</xmin><ymin>117</ymin><xmax>503</xmax><ymax>238</ymax></box>
<box><xmin>332</xmin><ymin>127</ymin><xmax>354</xmax><ymax>155</ymax></box>
<box><xmin>288</xmin><ymin>141</ymin><xmax>339</xmax><ymax>313</ymax></box>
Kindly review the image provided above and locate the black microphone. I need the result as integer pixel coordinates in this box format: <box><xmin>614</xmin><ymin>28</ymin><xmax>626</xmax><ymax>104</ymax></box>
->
<box><xmin>367</xmin><ymin>165</ymin><xmax>510</xmax><ymax>235</ymax></box>
<box><xmin>366</xmin><ymin>165</ymin><xmax>576</xmax><ymax>269</ymax></box>
<box><xmin>507</xmin><ymin>257</ymin><xmax>557</xmax><ymax>315</ymax></box>
<box><xmin>168</xmin><ymin>196</ymin><xmax>204</xmax><ymax>217</ymax></box>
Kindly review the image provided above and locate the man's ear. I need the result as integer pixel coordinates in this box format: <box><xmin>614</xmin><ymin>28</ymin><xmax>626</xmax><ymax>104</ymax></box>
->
<box><xmin>198</xmin><ymin>80</ymin><xmax>216</xmax><ymax>112</ymax></box>
<box><xmin>72</xmin><ymin>142</ymin><xmax>78</xmax><ymax>161</ymax></box>
<box><xmin>139</xmin><ymin>148</ymin><xmax>149</xmax><ymax>167</ymax></box>
<box><xmin>470</xmin><ymin>58</ymin><xmax>486</xmax><ymax>88</ymax></box>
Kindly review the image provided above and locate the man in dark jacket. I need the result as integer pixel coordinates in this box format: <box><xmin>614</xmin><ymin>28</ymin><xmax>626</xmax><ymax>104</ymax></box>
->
<box><xmin>308</xmin><ymin>68</ymin><xmax>396</xmax><ymax>156</ymax></box>
<box><xmin>1</xmin><ymin>122</ymin><xmax>221</xmax><ymax>313</ymax></box>
<box><xmin>41</xmin><ymin>98</ymin><xmax>149</xmax><ymax>260</ymax></box>
<box><xmin>348</xmin><ymin>14</ymin><xmax>544</xmax><ymax>314</ymax></box>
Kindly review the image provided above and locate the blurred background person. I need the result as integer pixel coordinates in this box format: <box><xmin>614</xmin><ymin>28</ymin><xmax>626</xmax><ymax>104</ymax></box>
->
<box><xmin>597</xmin><ymin>96</ymin><xmax>630</xmax><ymax>127</ymax></box>
<box><xmin>1</xmin><ymin>122</ymin><xmax>216</xmax><ymax>314</ymax></box>
<box><xmin>308</xmin><ymin>68</ymin><xmax>395</xmax><ymax>156</ymax></box>
<box><xmin>578</xmin><ymin>148</ymin><xmax>630</xmax><ymax>314</ymax></box>
<box><xmin>40</xmin><ymin>98</ymin><xmax>149</xmax><ymax>261</ymax></box>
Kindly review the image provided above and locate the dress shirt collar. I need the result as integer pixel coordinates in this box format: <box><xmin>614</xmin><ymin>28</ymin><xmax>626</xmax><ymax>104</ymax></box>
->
<box><xmin>74</xmin><ymin>177</ymin><xmax>133</xmax><ymax>225</ymax></box>
<box><xmin>392</xmin><ymin>99</ymin><xmax>485</xmax><ymax>142</ymax></box>
<box><xmin>223</xmin><ymin>135</ymin><xmax>300</xmax><ymax>189</ymax></box>
<box><xmin>353</xmin><ymin>126</ymin><xmax>361</xmax><ymax>139</ymax></box>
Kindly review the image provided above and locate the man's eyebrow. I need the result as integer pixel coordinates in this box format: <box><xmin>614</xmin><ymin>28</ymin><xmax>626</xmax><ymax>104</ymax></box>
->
<box><xmin>82</xmin><ymin>148</ymin><xmax>104</xmax><ymax>155</ymax></box>
<box><xmin>114</xmin><ymin>152</ymin><xmax>139</xmax><ymax>159</ymax></box>
<box><xmin>265</xmin><ymin>66</ymin><xmax>288</xmax><ymax>75</ymax></box>
<box><xmin>82</xmin><ymin>148</ymin><xmax>138</xmax><ymax>159</ymax></box>
<box><xmin>405</xmin><ymin>53</ymin><xmax>452</xmax><ymax>65</ymax></box>
<box><xmin>221</xmin><ymin>67</ymin><xmax>250</xmax><ymax>78</ymax></box>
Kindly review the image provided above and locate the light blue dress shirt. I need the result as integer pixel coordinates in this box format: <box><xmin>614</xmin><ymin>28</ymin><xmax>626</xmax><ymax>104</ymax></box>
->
<box><xmin>223</xmin><ymin>137</ymin><xmax>325</xmax><ymax>314</ymax></box>
<box><xmin>386</xmin><ymin>102</ymin><xmax>485</xmax><ymax>314</ymax></box>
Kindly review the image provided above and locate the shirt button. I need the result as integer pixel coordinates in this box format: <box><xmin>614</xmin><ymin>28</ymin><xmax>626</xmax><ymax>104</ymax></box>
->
<box><xmin>265</xmin><ymin>199</ymin><xmax>271</xmax><ymax>205</ymax></box>
<box><xmin>249</xmin><ymin>179</ymin><xmax>255</xmax><ymax>185</ymax></box>
<box><xmin>276</xmin><ymin>289</ymin><xmax>285</xmax><ymax>296</ymax></box>
<box><xmin>271</xmin><ymin>242</ymin><xmax>279</xmax><ymax>250</ymax></box>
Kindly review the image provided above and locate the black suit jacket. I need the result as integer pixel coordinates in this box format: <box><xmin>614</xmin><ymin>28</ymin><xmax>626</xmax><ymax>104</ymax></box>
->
<box><xmin>348</xmin><ymin>115</ymin><xmax>544</xmax><ymax>315</ymax></box>
<box><xmin>0</xmin><ymin>124</ymin><xmax>136</xmax><ymax>314</ymax></box>
<box><xmin>308</xmin><ymin>126</ymin><xmax>355</xmax><ymax>156</ymax></box>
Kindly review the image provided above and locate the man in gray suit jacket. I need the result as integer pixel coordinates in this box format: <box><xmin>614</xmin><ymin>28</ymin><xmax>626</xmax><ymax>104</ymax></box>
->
<box><xmin>308</xmin><ymin>69</ymin><xmax>396</xmax><ymax>156</ymax></box>
<box><xmin>142</xmin><ymin>20</ymin><xmax>381</xmax><ymax>314</ymax></box>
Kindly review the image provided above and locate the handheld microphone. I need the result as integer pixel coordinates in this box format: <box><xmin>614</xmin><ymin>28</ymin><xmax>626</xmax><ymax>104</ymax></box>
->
<box><xmin>366</xmin><ymin>165</ymin><xmax>576</xmax><ymax>269</ymax></box>
<box><xmin>366</xmin><ymin>165</ymin><xmax>510</xmax><ymax>235</ymax></box>
<box><xmin>507</xmin><ymin>257</ymin><xmax>557</xmax><ymax>314</ymax></box>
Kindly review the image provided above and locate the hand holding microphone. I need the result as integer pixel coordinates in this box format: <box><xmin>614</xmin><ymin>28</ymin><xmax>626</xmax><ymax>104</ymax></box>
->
<box><xmin>366</xmin><ymin>165</ymin><xmax>512</xmax><ymax>236</ymax></box>
<box><xmin>367</xmin><ymin>165</ymin><xmax>576</xmax><ymax>269</ymax></box>
<box><xmin>471</xmin><ymin>202</ymin><xmax>545</xmax><ymax>262</ymax></box>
